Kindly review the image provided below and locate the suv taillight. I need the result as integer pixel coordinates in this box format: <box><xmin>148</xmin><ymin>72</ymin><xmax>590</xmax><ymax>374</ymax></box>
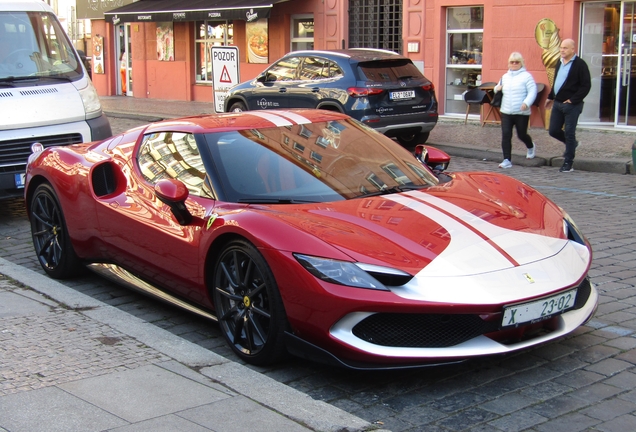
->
<box><xmin>347</xmin><ymin>87</ymin><xmax>384</xmax><ymax>97</ymax></box>
<box><xmin>422</xmin><ymin>83</ymin><xmax>435</xmax><ymax>91</ymax></box>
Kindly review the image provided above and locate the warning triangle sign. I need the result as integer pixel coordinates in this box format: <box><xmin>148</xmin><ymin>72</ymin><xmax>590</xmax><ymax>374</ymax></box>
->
<box><xmin>220</xmin><ymin>65</ymin><xmax>232</xmax><ymax>83</ymax></box>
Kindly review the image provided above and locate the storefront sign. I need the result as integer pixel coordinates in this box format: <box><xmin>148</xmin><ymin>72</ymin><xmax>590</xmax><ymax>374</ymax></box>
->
<box><xmin>212</xmin><ymin>47</ymin><xmax>240</xmax><ymax>113</ymax></box>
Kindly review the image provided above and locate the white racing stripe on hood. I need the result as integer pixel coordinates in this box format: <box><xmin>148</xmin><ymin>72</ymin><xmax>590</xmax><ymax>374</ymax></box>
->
<box><xmin>273</xmin><ymin>111</ymin><xmax>312</xmax><ymax>124</ymax></box>
<box><xmin>247</xmin><ymin>111</ymin><xmax>294</xmax><ymax>126</ymax></box>
<box><xmin>388</xmin><ymin>191</ymin><xmax>569</xmax><ymax>277</ymax></box>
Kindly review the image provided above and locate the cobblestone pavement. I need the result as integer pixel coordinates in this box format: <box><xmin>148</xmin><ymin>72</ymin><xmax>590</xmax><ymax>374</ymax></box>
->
<box><xmin>1</xmin><ymin>115</ymin><xmax>635</xmax><ymax>431</ymax></box>
<box><xmin>0</xmin><ymin>278</ymin><xmax>170</xmax><ymax>397</ymax></box>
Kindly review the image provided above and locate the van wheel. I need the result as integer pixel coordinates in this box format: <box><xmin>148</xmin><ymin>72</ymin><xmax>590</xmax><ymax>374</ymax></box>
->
<box><xmin>229</xmin><ymin>102</ymin><xmax>247</xmax><ymax>112</ymax></box>
<box><xmin>397</xmin><ymin>131</ymin><xmax>430</xmax><ymax>148</ymax></box>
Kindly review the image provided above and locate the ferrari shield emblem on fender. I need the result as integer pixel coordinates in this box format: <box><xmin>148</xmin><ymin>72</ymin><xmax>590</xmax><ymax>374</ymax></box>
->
<box><xmin>523</xmin><ymin>273</ymin><xmax>535</xmax><ymax>284</ymax></box>
<box><xmin>206</xmin><ymin>213</ymin><xmax>219</xmax><ymax>230</ymax></box>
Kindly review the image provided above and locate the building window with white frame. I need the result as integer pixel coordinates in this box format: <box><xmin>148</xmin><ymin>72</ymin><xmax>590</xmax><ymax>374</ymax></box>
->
<box><xmin>445</xmin><ymin>6</ymin><xmax>484</xmax><ymax>115</ymax></box>
<box><xmin>291</xmin><ymin>15</ymin><xmax>314</xmax><ymax>51</ymax></box>
<box><xmin>195</xmin><ymin>21</ymin><xmax>233</xmax><ymax>83</ymax></box>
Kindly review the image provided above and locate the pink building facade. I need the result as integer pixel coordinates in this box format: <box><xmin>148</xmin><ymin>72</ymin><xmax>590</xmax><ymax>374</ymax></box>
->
<box><xmin>81</xmin><ymin>0</ymin><xmax>636</xmax><ymax>129</ymax></box>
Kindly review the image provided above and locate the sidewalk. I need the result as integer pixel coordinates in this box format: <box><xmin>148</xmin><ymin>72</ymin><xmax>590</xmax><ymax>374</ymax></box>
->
<box><xmin>99</xmin><ymin>95</ymin><xmax>636</xmax><ymax>175</ymax></box>
<box><xmin>0</xmin><ymin>258</ymin><xmax>375</xmax><ymax>432</ymax></box>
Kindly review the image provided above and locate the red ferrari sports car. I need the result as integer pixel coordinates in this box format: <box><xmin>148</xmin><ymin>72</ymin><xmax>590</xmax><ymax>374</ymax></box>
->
<box><xmin>25</xmin><ymin>109</ymin><xmax>597</xmax><ymax>369</ymax></box>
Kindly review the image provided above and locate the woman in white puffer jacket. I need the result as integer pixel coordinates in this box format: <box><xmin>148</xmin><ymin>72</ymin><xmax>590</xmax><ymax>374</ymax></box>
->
<box><xmin>493</xmin><ymin>52</ymin><xmax>537</xmax><ymax>169</ymax></box>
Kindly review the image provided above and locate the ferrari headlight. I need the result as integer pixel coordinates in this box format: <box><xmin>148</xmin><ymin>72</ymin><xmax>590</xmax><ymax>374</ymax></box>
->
<box><xmin>562</xmin><ymin>211</ymin><xmax>585</xmax><ymax>245</ymax></box>
<box><xmin>294</xmin><ymin>254</ymin><xmax>391</xmax><ymax>290</ymax></box>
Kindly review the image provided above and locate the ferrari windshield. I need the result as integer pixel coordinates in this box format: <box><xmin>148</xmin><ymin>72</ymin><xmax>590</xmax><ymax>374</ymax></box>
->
<box><xmin>0</xmin><ymin>11</ymin><xmax>82</xmax><ymax>81</ymax></box>
<box><xmin>206</xmin><ymin>118</ymin><xmax>439</xmax><ymax>203</ymax></box>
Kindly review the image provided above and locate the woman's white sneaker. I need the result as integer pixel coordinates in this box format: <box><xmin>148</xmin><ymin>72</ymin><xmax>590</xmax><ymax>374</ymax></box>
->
<box><xmin>498</xmin><ymin>159</ymin><xmax>512</xmax><ymax>169</ymax></box>
<box><xmin>526</xmin><ymin>143</ymin><xmax>536</xmax><ymax>159</ymax></box>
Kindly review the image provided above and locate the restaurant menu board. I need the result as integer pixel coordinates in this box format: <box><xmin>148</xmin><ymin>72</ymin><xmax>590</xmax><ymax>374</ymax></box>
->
<box><xmin>157</xmin><ymin>23</ymin><xmax>174</xmax><ymax>61</ymax></box>
<box><xmin>93</xmin><ymin>35</ymin><xmax>104</xmax><ymax>74</ymax></box>
<box><xmin>246</xmin><ymin>19</ymin><xmax>268</xmax><ymax>64</ymax></box>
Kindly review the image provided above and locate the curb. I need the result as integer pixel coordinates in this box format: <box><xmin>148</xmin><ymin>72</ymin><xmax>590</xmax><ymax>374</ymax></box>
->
<box><xmin>430</xmin><ymin>142</ymin><xmax>635</xmax><ymax>174</ymax></box>
<box><xmin>0</xmin><ymin>257</ymin><xmax>374</xmax><ymax>432</ymax></box>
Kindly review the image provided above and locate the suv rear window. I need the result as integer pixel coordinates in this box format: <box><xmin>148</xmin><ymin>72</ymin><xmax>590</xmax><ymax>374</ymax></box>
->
<box><xmin>358</xmin><ymin>60</ymin><xmax>424</xmax><ymax>83</ymax></box>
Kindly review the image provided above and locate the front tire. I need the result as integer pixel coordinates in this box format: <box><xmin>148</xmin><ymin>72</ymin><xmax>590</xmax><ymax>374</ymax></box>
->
<box><xmin>213</xmin><ymin>240</ymin><xmax>287</xmax><ymax>365</ymax></box>
<box><xmin>229</xmin><ymin>101</ymin><xmax>247</xmax><ymax>112</ymax></box>
<box><xmin>29</xmin><ymin>183</ymin><xmax>82</xmax><ymax>279</ymax></box>
<box><xmin>397</xmin><ymin>131</ymin><xmax>430</xmax><ymax>148</ymax></box>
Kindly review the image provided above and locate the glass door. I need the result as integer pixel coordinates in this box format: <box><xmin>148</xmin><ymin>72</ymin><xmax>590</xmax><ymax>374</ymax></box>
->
<box><xmin>617</xmin><ymin>2</ymin><xmax>636</xmax><ymax>125</ymax></box>
<box><xmin>116</xmin><ymin>24</ymin><xmax>133</xmax><ymax>96</ymax></box>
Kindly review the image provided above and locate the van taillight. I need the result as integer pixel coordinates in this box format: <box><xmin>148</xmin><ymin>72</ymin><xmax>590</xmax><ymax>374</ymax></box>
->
<box><xmin>347</xmin><ymin>87</ymin><xmax>384</xmax><ymax>97</ymax></box>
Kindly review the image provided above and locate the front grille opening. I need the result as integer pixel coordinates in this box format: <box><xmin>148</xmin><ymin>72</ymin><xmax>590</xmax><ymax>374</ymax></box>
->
<box><xmin>352</xmin><ymin>313</ymin><xmax>500</xmax><ymax>348</ymax></box>
<box><xmin>0</xmin><ymin>133</ymin><xmax>83</xmax><ymax>171</ymax></box>
<box><xmin>352</xmin><ymin>278</ymin><xmax>593</xmax><ymax>349</ymax></box>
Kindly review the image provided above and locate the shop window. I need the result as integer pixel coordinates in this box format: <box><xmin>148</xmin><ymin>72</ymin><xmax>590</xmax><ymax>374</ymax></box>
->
<box><xmin>291</xmin><ymin>15</ymin><xmax>314</xmax><ymax>51</ymax></box>
<box><xmin>195</xmin><ymin>21</ymin><xmax>233</xmax><ymax>83</ymax></box>
<box><xmin>348</xmin><ymin>0</ymin><xmax>402</xmax><ymax>53</ymax></box>
<box><xmin>445</xmin><ymin>6</ymin><xmax>484</xmax><ymax>115</ymax></box>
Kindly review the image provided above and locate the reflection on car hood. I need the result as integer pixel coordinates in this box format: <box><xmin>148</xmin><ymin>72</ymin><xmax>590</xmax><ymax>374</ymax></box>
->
<box><xmin>270</xmin><ymin>172</ymin><xmax>576</xmax><ymax>277</ymax></box>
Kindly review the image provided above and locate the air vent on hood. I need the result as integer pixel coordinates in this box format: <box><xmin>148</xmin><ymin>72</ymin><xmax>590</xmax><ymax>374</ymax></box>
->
<box><xmin>20</xmin><ymin>87</ymin><xmax>58</xmax><ymax>96</ymax></box>
<box><xmin>0</xmin><ymin>91</ymin><xmax>13</xmax><ymax>98</ymax></box>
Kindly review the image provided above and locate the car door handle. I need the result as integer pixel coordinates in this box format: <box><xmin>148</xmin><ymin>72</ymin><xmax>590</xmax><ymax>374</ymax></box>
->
<box><xmin>279</xmin><ymin>88</ymin><xmax>287</xmax><ymax>93</ymax></box>
<box><xmin>312</xmin><ymin>88</ymin><xmax>320</xmax><ymax>92</ymax></box>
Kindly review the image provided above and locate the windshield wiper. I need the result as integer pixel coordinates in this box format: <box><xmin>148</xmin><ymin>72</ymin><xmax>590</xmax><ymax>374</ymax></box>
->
<box><xmin>32</xmin><ymin>74</ymin><xmax>73</xmax><ymax>82</ymax></box>
<box><xmin>356</xmin><ymin>184</ymin><xmax>427</xmax><ymax>198</ymax></box>
<box><xmin>0</xmin><ymin>74</ymin><xmax>73</xmax><ymax>83</ymax></box>
<box><xmin>0</xmin><ymin>76</ymin><xmax>37</xmax><ymax>83</ymax></box>
<box><xmin>237</xmin><ymin>198</ymin><xmax>319</xmax><ymax>204</ymax></box>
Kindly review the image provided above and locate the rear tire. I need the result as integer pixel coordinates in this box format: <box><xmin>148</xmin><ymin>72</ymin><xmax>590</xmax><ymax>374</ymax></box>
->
<box><xmin>29</xmin><ymin>183</ymin><xmax>82</xmax><ymax>279</ymax></box>
<box><xmin>213</xmin><ymin>240</ymin><xmax>288</xmax><ymax>365</ymax></box>
<box><xmin>229</xmin><ymin>101</ymin><xmax>247</xmax><ymax>112</ymax></box>
<box><xmin>397</xmin><ymin>131</ymin><xmax>430</xmax><ymax>149</ymax></box>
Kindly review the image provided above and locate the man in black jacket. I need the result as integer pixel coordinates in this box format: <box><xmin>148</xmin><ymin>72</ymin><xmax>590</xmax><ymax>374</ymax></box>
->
<box><xmin>545</xmin><ymin>38</ymin><xmax>591</xmax><ymax>172</ymax></box>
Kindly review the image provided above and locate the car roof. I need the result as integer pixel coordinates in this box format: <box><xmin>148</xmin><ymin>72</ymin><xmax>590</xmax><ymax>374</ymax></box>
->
<box><xmin>0</xmin><ymin>0</ymin><xmax>52</xmax><ymax>12</ymax></box>
<box><xmin>283</xmin><ymin>48</ymin><xmax>407</xmax><ymax>62</ymax></box>
<box><xmin>142</xmin><ymin>109</ymin><xmax>351</xmax><ymax>135</ymax></box>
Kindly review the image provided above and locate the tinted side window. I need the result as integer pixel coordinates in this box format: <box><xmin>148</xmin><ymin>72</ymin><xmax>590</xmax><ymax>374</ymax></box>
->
<box><xmin>358</xmin><ymin>59</ymin><xmax>424</xmax><ymax>83</ymax></box>
<box><xmin>137</xmin><ymin>132</ymin><xmax>212</xmax><ymax>198</ymax></box>
<box><xmin>299</xmin><ymin>57</ymin><xmax>329</xmax><ymax>80</ymax></box>
<box><xmin>328</xmin><ymin>61</ymin><xmax>344</xmax><ymax>79</ymax></box>
<box><xmin>267</xmin><ymin>57</ymin><xmax>301</xmax><ymax>81</ymax></box>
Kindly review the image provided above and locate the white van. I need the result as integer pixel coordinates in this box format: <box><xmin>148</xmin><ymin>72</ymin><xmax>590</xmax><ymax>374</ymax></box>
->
<box><xmin>0</xmin><ymin>0</ymin><xmax>111</xmax><ymax>200</ymax></box>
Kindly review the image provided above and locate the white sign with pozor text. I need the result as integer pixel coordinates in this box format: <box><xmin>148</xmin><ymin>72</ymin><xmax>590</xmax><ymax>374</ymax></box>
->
<box><xmin>212</xmin><ymin>46</ymin><xmax>240</xmax><ymax>113</ymax></box>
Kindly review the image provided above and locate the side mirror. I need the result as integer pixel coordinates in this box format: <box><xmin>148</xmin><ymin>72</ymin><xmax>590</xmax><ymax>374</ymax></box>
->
<box><xmin>155</xmin><ymin>179</ymin><xmax>192</xmax><ymax>225</ymax></box>
<box><xmin>414</xmin><ymin>144</ymin><xmax>451</xmax><ymax>172</ymax></box>
<box><xmin>258</xmin><ymin>72</ymin><xmax>276</xmax><ymax>83</ymax></box>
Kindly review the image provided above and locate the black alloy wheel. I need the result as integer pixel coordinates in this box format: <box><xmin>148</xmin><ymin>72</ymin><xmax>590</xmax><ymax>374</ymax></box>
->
<box><xmin>213</xmin><ymin>240</ymin><xmax>287</xmax><ymax>365</ymax></box>
<box><xmin>229</xmin><ymin>101</ymin><xmax>247</xmax><ymax>112</ymax></box>
<box><xmin>29</xmin><ymin>183</ymin><xmax>82</xmax><ymax>279</ymax></box>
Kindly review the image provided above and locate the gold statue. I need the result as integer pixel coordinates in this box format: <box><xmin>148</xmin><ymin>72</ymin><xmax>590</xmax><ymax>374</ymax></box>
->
<box><xmin>535</xmin><ymin>19</ymin><xmax>561</xmax><ymax>87</ymax></box>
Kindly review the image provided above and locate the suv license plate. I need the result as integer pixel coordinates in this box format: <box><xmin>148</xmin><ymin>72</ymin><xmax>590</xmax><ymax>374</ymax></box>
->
<box><xmin>15</xmin><ymin>173</ymin><xmax>26</xmax><ymax>189</ymax></box>
<box><xmin>390</xmin><ymin>90</ymin><xmax>415</xmax><ymax>100</ymax></box>
<box><xmin>502</xmin><ymin>289</ymin><xmax>577</xmax><ymax>328</ymax></box>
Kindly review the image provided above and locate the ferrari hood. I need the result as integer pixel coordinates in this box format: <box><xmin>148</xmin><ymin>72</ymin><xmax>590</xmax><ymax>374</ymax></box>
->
<box><xmin>272</xmin><ymin>173</ymin><xmax>588</xmax><ymax>284</ymax></box>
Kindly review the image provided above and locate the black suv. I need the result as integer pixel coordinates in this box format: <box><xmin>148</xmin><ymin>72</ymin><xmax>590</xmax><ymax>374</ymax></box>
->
<box><xmin>224</xmin><ymin>49</ymin><xmax>438</xmax><ymax>146</ymax></box>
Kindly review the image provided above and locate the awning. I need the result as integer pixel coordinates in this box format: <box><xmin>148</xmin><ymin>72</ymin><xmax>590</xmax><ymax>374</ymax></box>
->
<box><xmin>104</xmin><ymin>0</ymin><xmax>288</xmax><ymax>24</ymax></box>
